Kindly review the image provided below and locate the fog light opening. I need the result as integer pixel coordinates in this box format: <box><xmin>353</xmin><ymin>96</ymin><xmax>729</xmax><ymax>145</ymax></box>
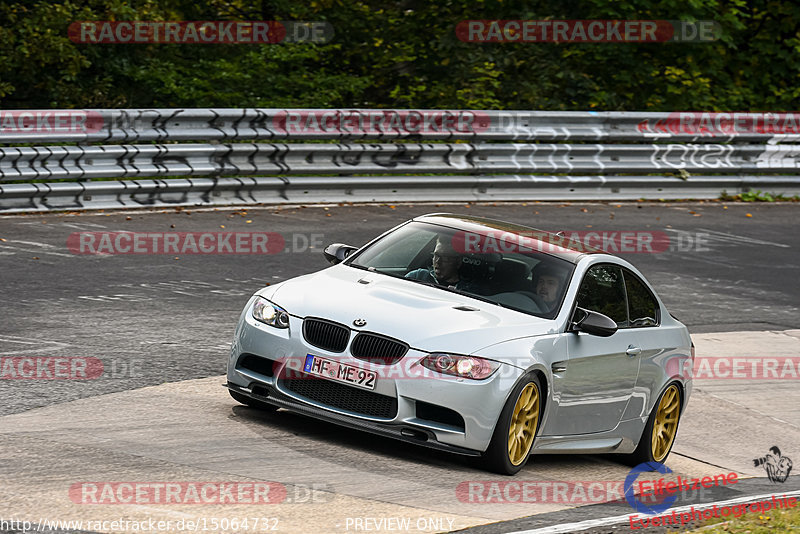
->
<box><xmin>400</xmin><ymin>428</ymin><xmax>429</xmax><ymax>441</ymax></box>
<box><xmin>251</xmin><ymin>385</ymin><xmax>269</xmax><ymax>398</ymax></box>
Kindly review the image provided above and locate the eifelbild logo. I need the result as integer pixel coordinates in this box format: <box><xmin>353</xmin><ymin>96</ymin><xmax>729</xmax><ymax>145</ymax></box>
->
<box><xmin>625</xmin><ymin>463</ymin><xmax>678</xmax><ymax>515</ymax></box>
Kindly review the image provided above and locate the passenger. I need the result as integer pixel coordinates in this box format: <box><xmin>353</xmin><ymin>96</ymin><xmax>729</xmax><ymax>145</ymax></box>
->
<box><xmin>406</xmin><ymin>237</ymin><xmax>476</xmax><ymax>291</ymax></box>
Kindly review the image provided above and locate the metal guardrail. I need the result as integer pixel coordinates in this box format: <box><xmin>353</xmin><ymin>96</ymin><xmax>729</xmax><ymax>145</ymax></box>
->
<box><xmin>1</xmin><ymin>109</ymin><xmax>799</xmax><ymax>212</ymax></box>
<box><xmin>2</xmin><ymin>175</ymin><xmax>797</xmax><ymax>213</ymax></box>
<box><xmin>3</xmin><ymin>109</ymin><xmax>800</xmax><ymax>143</ymax></box>
<box><xmin>2</xmin><ymin>143</ymin><xmax>799</xmax><ymax>181</ymax></box>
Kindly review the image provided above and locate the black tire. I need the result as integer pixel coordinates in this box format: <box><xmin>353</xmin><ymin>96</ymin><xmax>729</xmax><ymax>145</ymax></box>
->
<box><xmin>229</xmin><ymin>389</ymin><xmax>278</xmax><ymax>412</ymax></box>
<box><xmin>624</xmin><ymin>383</ymin><xmax>682</xmax><ymax>467</ymax></box>
<box><xmin>482</xmin><ymin>373</ymin><xmax>543</xmax><ymax>475</ymax></box>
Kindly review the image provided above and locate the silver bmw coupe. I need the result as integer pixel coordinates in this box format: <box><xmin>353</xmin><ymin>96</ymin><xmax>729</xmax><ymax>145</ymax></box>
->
<box><xmin>226</xmin><ymin>214</ymin><xmax>692</xmax><ymax>474</ymax></box>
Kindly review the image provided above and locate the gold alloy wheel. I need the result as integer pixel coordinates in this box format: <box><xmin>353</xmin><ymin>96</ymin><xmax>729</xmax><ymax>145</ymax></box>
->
<box><xmin>507</xmin><ymin>382</ymin><xmax>540</xmax><ymax>466</ymax></box>
<box><xmin>651</xmin><ymin>384</ymin><xmax>681</xmax><ymax>462</ymax></box>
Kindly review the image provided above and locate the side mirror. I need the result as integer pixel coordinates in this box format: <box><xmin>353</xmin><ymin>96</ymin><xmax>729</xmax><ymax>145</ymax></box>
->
<box><xmin>323</xmin><ymin>243</ymin><xmax>358</xmax><ymax>265</ymax></box>
<box><xmin>571</xmin><ymin>307</ymin><xmax>618</xmax><ymax>337</ymax></box>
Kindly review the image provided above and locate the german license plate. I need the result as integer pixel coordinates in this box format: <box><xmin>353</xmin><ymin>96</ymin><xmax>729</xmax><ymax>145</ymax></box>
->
<box><xmin>303</xmin><ymin>354</ymin><xmax>377</xmax><ymax>390</ymax></box>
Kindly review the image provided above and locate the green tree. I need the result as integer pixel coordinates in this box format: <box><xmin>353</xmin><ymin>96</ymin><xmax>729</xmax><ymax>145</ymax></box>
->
<box><xmin>0</xmin><ymin>0</ymin><xmax>798</xmax><ymax>110</ymax></box>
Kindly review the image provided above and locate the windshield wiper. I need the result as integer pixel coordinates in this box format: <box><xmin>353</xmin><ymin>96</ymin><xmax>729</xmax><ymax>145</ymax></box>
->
<box><xmin>346</xmin><ymin>262</ymin><xmax>372</xmax><ymax>272</ymax></box>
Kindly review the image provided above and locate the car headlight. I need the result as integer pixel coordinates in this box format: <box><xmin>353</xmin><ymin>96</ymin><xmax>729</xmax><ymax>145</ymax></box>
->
<box><xmin>252</xmin><ymin>297</ymin><xmax>290</xmax><ymax>329</ymax></box>
<box><xmin>419</xmin><ymin>353</ymin><xmax>500</xmax><ymax>380</ymax></box>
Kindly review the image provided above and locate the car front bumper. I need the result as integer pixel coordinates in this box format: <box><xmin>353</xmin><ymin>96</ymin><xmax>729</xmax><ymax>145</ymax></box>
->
<box><xmin>225</xmin><ymin>298</ymin><xmax>525</xmax><ymax>455</ymax></box>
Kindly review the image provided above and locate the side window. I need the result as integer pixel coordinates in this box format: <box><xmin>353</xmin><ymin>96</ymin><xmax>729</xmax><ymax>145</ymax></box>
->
<box><xmin>575</xmin><ymin>265</ymin><xmax>628</xmax><ymax>327</ymax></box>
<box><xmin>623</xmin><ymin>270</ymin><xmax>659</xmax><ymax>327</ymax></box>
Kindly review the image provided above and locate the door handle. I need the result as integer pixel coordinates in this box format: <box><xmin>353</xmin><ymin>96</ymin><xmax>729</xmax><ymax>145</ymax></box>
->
<box><xmin>626</xmin><ymin>345</ymin><xmax>642</xmax><ymax>357</ymax></box>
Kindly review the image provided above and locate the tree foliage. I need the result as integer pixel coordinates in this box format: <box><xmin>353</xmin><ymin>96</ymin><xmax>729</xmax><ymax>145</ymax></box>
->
<box><xmin>0</xmin><ymin>0</ymin><xmax>798</xmax><ymax>110</ymax></box>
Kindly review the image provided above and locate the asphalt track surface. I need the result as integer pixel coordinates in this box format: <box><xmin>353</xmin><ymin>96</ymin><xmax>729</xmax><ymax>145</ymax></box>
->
<box><xmin>2</xmin><ymin>202</ymin><xmax>798</xmax><ymax>416</ymax></box>
<box><xmin>1</xmin><ymin>201</ymin><xmax>798</xmax><ymax>534</ymax></box>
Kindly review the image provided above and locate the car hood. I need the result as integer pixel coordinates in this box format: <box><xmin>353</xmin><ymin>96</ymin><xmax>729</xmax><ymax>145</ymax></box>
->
<box><xmin>265</xmin><ymin>265</ymin><xmax>555</xmax><ymax>355</ymax></box>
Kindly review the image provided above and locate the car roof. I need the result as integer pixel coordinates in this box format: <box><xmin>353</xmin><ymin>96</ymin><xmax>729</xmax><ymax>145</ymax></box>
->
<box><xmin>412</xmin><ymin>213</ymin><xmax>605</xmax><ymax>264</ymax></box>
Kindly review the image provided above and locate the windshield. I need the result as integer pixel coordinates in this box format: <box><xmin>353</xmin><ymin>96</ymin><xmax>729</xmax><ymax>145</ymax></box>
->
<box><xmin>348</xmin><ymin>221</ymin><xmax>574</xmax><ymax>319</ymax></box>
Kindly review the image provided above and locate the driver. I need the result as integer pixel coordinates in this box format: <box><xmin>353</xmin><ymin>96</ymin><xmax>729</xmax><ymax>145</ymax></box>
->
<box><xmin>406</xmin><ymin>237</ymin><xmax>476</xmax><ymax>291</ymax></box>
<box><xmin>532</xmin><ymin>263</ymin><xmax>567</xmax><ymax>312</ymax></box>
